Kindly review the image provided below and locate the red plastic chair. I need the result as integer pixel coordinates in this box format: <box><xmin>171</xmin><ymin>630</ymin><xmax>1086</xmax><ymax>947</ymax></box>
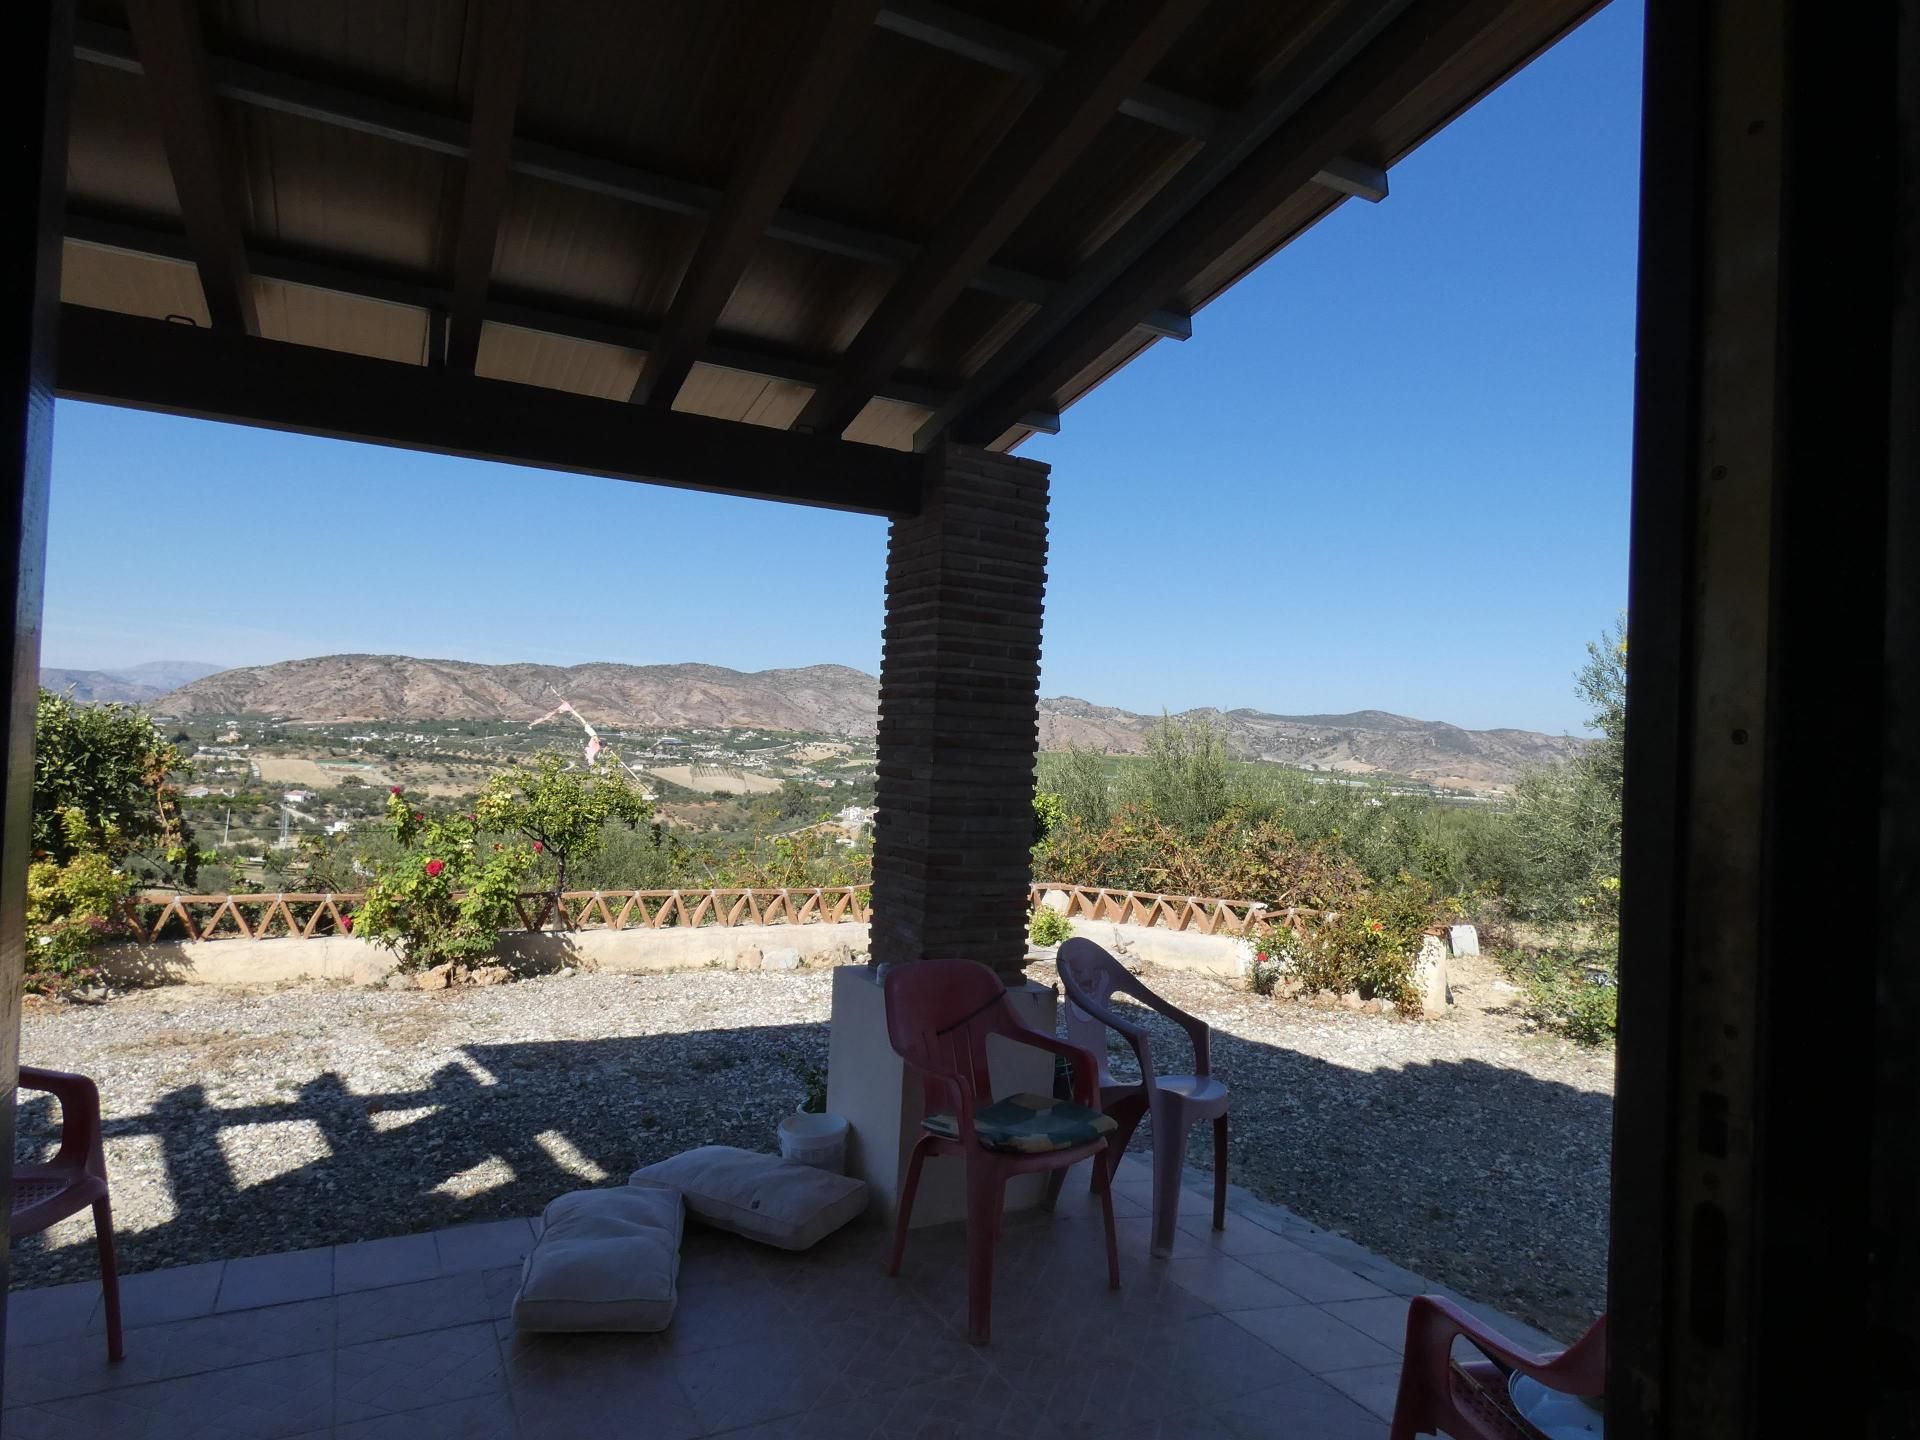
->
<box><xmin>1390</xmin><ymin>1296</ymin><xmax>1605</xmax><ymax>1439</ymax></box>
<box><xmin>11</xmin><ymin>1066</ymin><xmax>123</xmax><ymax>1361</ymax></box>
<box><xmin>883</xmin><ymin>958</ymin><xmax>1120</xmax><ymax>1345</ymax></box>
<box><xmin>1053</xmin><ymin>937</ymin><xmax>1229</xmax><ymax>1257</ymax></box>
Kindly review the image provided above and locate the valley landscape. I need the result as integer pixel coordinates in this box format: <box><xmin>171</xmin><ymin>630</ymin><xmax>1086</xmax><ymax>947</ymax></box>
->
<box><xmin>131</xmin><ymin>652</ymin><xmax>1583</xmax><ymax>791</ymax></box>
<box><xmin>40</xmin><ymin>652</ymin><xmax>1588</xmax><ymax>889</ymax></box>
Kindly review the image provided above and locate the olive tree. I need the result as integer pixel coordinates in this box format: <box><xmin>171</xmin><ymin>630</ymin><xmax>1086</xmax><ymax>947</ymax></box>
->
<box><xmin>473</xmin><ymin>749</ymin><xmax>654</xmax><ymax>917</ymax></box>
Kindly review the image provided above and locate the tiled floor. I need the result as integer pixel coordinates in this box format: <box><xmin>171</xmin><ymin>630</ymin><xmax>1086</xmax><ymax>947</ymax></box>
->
<box><xmin>2</xmin><ymin>1157</ymin><xmax>1562</xmax><ymax>1438</ymax></box>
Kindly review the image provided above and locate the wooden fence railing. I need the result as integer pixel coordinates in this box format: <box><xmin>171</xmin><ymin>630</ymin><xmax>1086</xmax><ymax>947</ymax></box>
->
<box><xmin>119</xmin><ymin>882</ymin><xmax>1289</xmax><ymax>945</ymax></box>
<box><xmin>1028</xmin><ymin>883</ymin><xmax>1312</xmax><ymax>937</ymax></box>
<box><xmin>120</xmin><ymin>887</ymin><xmax>872</xmax><ymax>944</ymax></box>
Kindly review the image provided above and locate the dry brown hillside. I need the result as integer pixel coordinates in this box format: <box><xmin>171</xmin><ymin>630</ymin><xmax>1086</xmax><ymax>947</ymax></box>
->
<box><xmin>154</xmin><ymin>656</ymin><xmax>882</xmax><ymax>737</ymax></box>
<box><xmin>152</xmin><ymin>655</ymin><xmax>1584</xmax><ymax>788</ymax></box>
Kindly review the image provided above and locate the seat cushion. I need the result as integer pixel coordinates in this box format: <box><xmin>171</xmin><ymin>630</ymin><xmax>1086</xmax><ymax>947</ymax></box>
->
<box><xmin>631</xmin><ymin>1146</ymin><xmax>867</xmax><ymax>1251</ymax></box>
<box><xmin>511</xmin><ymin>1182</ymin><xmax>684</xmax><ymax>1333</ymax></box>
<box><xmin>923</xmin><ymin>1094</ymin><xmax>1118</xmax><ymax>1153</ymax></box>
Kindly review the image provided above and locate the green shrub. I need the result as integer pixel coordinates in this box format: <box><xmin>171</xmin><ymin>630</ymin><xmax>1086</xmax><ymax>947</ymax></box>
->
<box><xmin>26</xmin><ymin>846</ymin><xmax>130</xmax><ymax>995</ymax></box>
<box><xmin>1035</xmin><ymin>807</ymin><xmax>1367</xmax><ymax>910</ymax></box>
<box><xmin>1246</xmin><ymin>949</ymin><xmax>1287</xmax><ymax>996</ymax></box>
<box><xmin>353</xmin><ymin>791</ymin><xmax>535</xmax><ymax>971</ymax></box>
<box><xmin>1028</xmin><ymin>906</ymin><xmax>1073</xmax><ymax>948</ymax></box>
<box><xmin>1502</xmin><ymin>938</ymin><xmax>1618</xmax><ymax>1045</ymax></box>
<box><xmin>1255</xmin><ymin>874</ymin><xmax>1447</xmax><ymax>1015</ymax></box>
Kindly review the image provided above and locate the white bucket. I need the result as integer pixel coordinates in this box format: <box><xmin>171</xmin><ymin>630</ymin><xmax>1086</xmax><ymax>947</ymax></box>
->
<box><xmin>778</xmin><ymin>1111</ymin><xmax>849</xmax><ymax>1173</ymax></box>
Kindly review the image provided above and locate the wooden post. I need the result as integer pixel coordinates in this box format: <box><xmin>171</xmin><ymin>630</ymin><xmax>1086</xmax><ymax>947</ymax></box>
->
<box><xmin>0</xmin><ymin>0</ymin><xmax>72</xmax><ymax>1373</ymax></box>
<box><xmin>1612</xmin><ymin>2</ymin><xmax>1911</xmax><ymax>1433</ymax></box>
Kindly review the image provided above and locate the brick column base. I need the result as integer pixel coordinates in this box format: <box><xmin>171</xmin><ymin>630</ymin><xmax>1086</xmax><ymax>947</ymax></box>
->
<box><xmin>869</xmin><ymin>442</ymin><xmax>1048</xmax><ymax>984</ymax></box>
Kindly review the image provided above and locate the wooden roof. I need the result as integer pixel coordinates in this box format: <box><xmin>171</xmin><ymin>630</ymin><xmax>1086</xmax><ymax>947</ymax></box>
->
<box><xmin>57</xmin><ymin>0</ymin><xmax>1602</xmax><ymax>503</ymax></box>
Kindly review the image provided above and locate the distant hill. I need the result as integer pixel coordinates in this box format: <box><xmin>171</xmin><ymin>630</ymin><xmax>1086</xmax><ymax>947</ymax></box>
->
<box><xmin>1037</xmin><ymin>698</ymin><xmax>1586</xmax><ymax>791</ymax></box>
<box><xmin>148</xmin><ymin>653</ymin><xmax>1585</xmax><ymax>789</ymax></box>
<box><xmin>153</xmin><ymin>655</ymin><xmax>883</xmax><ymax>737</ymax></box>
<box><xmin>41</xmin><ymin>660</ymin><xmax>222</xmax><ymax>704</ymax></box>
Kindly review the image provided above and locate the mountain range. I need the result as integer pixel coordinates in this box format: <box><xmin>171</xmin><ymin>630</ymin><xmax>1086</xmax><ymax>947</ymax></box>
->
<box><xmin>40</xmin><ymin>660</ymin><xmax>224</xmax><ymax>704</ymax></box>
<box><xmin>114</xmin><ymin>654</ymin><xmax>1586</xmax><ymax>790</ymax></box>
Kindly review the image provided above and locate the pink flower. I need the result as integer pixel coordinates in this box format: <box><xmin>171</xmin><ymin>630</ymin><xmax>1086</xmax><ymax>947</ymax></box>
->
<box><xmin>390</xmin><ymin>786</ymin><xmax>403</xmax><ymax>796</ymax></box>
<box><xmin>425</xmin><ymin>859</ymin><xmax>445</xmax><ymax>877</ymax></box>
<box><xmin>341</xmin><ymin>915</ymin><xmax>354</xmax><ymax>933</ymax></box>
<box><xmin>533</xmin><ymin>841</ymin><xmax>544</xmax><ymax>854</ymax></box>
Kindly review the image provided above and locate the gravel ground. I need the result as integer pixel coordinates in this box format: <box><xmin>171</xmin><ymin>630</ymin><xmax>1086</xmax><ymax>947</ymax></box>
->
<box><xmin>14</xmin><ymin>954</ymin><xmax>1611</xmax><ymax>1339</ymax></box>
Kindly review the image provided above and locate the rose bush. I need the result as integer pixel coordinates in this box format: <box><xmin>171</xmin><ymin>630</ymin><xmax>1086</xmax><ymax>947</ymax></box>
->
<box><xmin>352</xmin><ymin>791</ymin><xmax>534</xmax><ymax>973</ymax></box>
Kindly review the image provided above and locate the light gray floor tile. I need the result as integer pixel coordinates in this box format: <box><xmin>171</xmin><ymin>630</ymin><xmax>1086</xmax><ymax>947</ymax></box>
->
<box><xmin>1235</xmin><ymin>1246</ymin><xmax>1392</xmax><ymax>1304</ymax></box>
<box><xmin>431</xmin><ymin>1220</ymin><xmax>535</xmax><ymax>1276</ymax></box>
<box><xmin>215</xmin><ymin>1247</ymin><xmax>335</xmax><ymax>1313</ymax></box>
<box><xmin>1226</xmin><ymin>1304</ymin><xmax>1400</xmax><ymax>1375</ymax></box>
<box><xmin>333</xmin><ymin>1232</ymin><xmax>441</xmax><ymax>1294</ymax></box>
<box><xmin>1321</xmin><ymin>1361</ymin><xmax>1405</xmax><ymax>1422</ymax></box>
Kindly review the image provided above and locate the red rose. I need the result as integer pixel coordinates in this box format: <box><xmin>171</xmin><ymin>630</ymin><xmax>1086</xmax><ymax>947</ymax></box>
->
<box><xmin>390</xmin><ymin>786</ymin><xmax>403</xmax><ymax>795</ymax></box>
<box><xmin>413</xmin><ymin>812</ymin><xmax>425</xmax><ymax>822</ymax></box>
<box><xmin>425</xmin><ymin>859</ymin><xmax>445</xmax><ymax>877</ymax></box>
<box><xmin>341</xmin><ymin>915</ymin><xmax>354</xmax><ymax>933</ymax></box>
<box><xmin>533</xmin><ymin>841</ymin><xmax>544</xmax><ymax>854</ymax></box>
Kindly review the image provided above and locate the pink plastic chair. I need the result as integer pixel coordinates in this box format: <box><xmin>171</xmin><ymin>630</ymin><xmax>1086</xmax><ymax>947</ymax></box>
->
<box><xmin>12</xmin><ymin>1066</ymin><xmax>123</xmax><ymax>1361</ymax></box>
<box><xmin>1390</xmin><ymin>1297</ymin><xmax>1606</xmax><ymax>1439</ymax></box>
<box><xmin>1053</xmin><ymin>937</ymin><xmax>1229</xmax><ymax>1258</ymax></box>
<box><xmin>883</xmin><ymin>958</ymin><xmax>1120</xmax><ymax>1345</ymax></box>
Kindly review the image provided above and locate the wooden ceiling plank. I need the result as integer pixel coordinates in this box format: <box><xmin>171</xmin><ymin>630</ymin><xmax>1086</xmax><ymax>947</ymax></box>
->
<box><xmin>71</xmin><ymin>20</ymin><xmax>1194</xmax><ymax>344</ymax></box>
<box><xmin>874</xmin><ymin>1</ymin><xmax>1382</xmax><ymax>197</ymax></box>
<box><xmin>123</xmin><ymin>0</ymin><xmax>259</xmax><ymax>334</ymax></box>
<box><xmin>632</xmin><ymin>0</ymin><xmax>884</xmax><ymax>408</ymax></box>
<box><xmin>57</xmin><ymin>305</ymin><xmax>922</xmax><ymax>517</ymax></box>
<box><xmin>919</xmin><ymin>0</ymin><xmax>1421</xmax><ymax>448</ymax></box>
<box><xmin>64</xmin><ymin>214</ymin><xmax>1059</xmax><ymax>434</ymax></box>
<box><xmin>445</xmin><ymin>0</ymin><xmax>532</xmax><ymax>375</ymax></box>
<box><xmin>796</xmin><ymin>0</ymin><xmax>1213</xmax><ymax>438</ymax></box>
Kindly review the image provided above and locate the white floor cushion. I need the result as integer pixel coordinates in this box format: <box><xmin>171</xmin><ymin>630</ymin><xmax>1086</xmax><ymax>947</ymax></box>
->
<box><xmin>631</xmin><ymin>1145</ymin><xmax>867</xmax><ymax>1251</ymax></box>
<box><xmin>511</xmin><ymin>1182</ymin><xmax>684</xmax><ymax>1332</ymax></box>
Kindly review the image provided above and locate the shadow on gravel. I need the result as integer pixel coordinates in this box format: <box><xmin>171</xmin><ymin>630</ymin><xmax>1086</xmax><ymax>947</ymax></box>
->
<box><xmin>12</xmin><ymin>1009</ymin><xmax>1610</xmax><ymax>1341</ymax></box>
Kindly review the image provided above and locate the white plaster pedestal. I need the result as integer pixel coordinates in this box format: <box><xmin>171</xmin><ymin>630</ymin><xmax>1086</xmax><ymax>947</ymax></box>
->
<box><xmin>826</xmin><ymin>964</ymin><xmax>1058</xmax><ymax>1228</ymax></box>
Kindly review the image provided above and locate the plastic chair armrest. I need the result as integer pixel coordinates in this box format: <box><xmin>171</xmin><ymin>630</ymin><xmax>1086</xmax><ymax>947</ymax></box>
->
<box><xmin>1008</xmin><ymin>1026</ymin><xmax>1104</xmax><ymax>1110</ymax></box>
<box><xmin>1133</xmin><ymin>992</ymin><xmax>1212</xmax><ymax>1076</ymax></box>
<box><xmin>16</xmin><ymin>1066</ymin><xmax>104</xmax><ymax>1173</ymax></box>
<box><xmin>899</xmin><ymin>1057</ymin><xmax>983</xmax><ymax>1147</ymax></box>
<box><xmin>1065</xmin><ymin>989</ymin><xmax>1157</xmax><ymax>1085</ymax></box>
<box><xmin>1405</xmin><ymin>1296</ymin><xmax>1602</xmax><ymax>1397</ymax></box>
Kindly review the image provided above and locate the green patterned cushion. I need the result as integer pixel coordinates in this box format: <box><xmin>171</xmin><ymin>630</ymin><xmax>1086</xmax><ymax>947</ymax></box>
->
<box><xmin>923</xmin><ymin>1093</ymin><xmax>1118</xmax><ymax>1154</ymax></box>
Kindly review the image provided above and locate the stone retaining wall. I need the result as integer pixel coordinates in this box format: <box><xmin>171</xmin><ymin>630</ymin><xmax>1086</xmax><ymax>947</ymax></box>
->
<box><xmin>94</xmin><ymin>922</ymin><xmax>870</xmax><ymax>987</ymax></box>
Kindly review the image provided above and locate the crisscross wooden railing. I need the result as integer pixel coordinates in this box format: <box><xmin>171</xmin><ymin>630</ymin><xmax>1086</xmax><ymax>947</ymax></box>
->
<box><xmin>1028</xmin><ymin>883</ymin><xmax>1315</xmax><ymax>937</ymax></box>
<box><xmin>119</xmin><ymin>887</ymin><xmax>872</xmax><ymax>943</ymax></box>
<box><xmin>119</xmin><ymin>883</ymin><xmax>1287</xmax><ymax>945</ymax></box>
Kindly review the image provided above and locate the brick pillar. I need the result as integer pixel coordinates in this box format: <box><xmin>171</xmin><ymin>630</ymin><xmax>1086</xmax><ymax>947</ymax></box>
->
<box><xmin>870</xmin><ymin>442</ymin><xmax>1048</xmax><ymax>983</ymax></box>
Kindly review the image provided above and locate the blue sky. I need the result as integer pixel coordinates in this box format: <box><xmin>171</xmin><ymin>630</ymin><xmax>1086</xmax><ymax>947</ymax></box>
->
<box><xmin>44</xmin><ymin>1</ymin><xmax>1641</xmax><ymax>736</ymax></box>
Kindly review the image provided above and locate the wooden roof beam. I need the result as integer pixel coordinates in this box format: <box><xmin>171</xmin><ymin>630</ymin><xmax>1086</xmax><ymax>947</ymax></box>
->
<box><xmin>123</xmin><ymin>0</ymin><xmax>258</xmax><ymax>334</ymax></box>
<box><xmin>57</xmin><ymin>305</ymin><xmax>923</xmax><ymax>517</ymax></box>
<box><xmin>874</xmin><ymin>0</ymin><xmax>1388</xmax><ymax>201</ymax></box>
<box><xmin>918</xmin><ymin>0</ymin><xmax>1423</xmax><ymax>449</ymax></box>
<box><xmin>444</xmin><ymin>0</ymin><xmax>531</xmax><ymax>373</ymax></box>
<box><xmin>63</xmin><ymin>215</ymin><xmax>1060</xmax><ymax>434</ymax></box>
<box><xmin>71</xmin><ymin>22</ymin><xmax>1194</xmax><ymax>342</ymax></box>
<box><xmin>632</xmin><ymin>0</ymin><xmax>882</xmax><ymax>409</ymax></box>
<box><xmin>796</xmin><ymin>0</ymin><xmax>1212</xmax><ymax>439</ymax></box>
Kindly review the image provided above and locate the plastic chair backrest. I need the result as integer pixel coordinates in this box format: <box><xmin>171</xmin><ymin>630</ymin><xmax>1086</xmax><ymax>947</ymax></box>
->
<box><xmin>882</xmin><ymin>958</ymin><xmax>1017</xmax><ymax>1116</ymax></box>
<box><xmin>1058</xmin><ymin>939</ymin><xmax>1130</xmax><ymax>1085</ymax></box>
<box><xmin>1057</xmin><ymin>937</ymin><xmax>1211</xmax><ymax>1081</ymax></box>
